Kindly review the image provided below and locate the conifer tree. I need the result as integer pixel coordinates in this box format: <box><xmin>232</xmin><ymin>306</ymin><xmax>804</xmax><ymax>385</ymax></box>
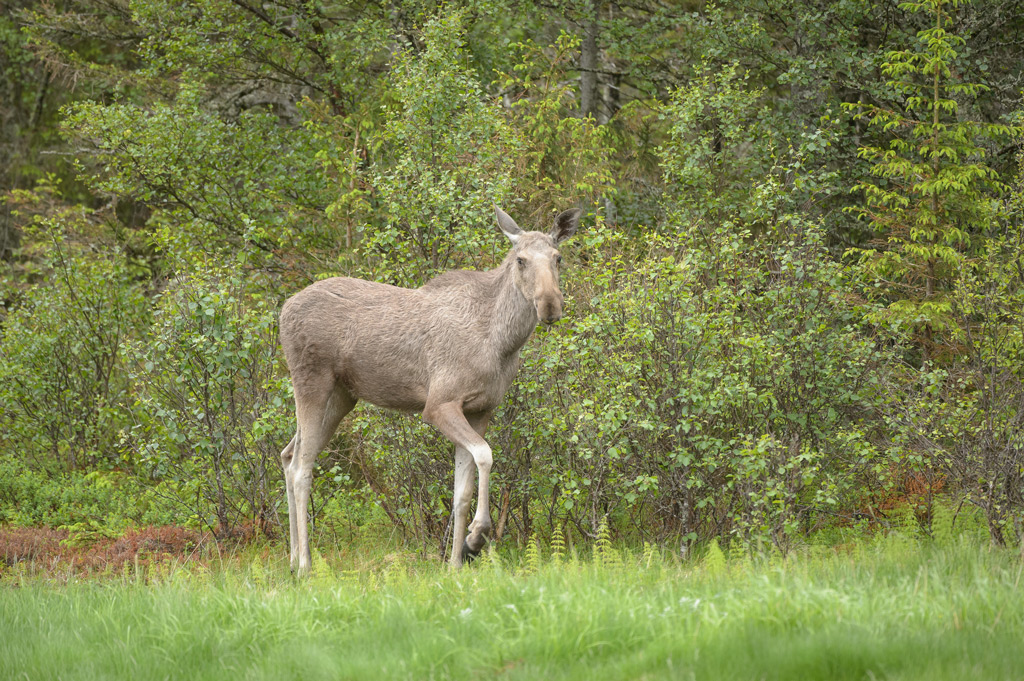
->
<box><xmin>846</xmin><ymin>0</ymin><xmax>1019</xmax><ymax>358</ymax></box>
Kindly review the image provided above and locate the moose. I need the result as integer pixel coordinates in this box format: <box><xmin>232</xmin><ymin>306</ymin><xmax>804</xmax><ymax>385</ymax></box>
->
<box><xmin>278</xmin><ymin>206</ymin><xmax>582</xmax><ymax>572</ymax></box>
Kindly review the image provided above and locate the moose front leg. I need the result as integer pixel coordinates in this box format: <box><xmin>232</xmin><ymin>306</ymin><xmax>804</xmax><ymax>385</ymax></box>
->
<box><xmin>451</xmin><ymin>446</ymin><xmax>475</xmax><ymax>566</ymax></box>
<box><xmin>424</xmin><ymin>402</ymin><xmax>493</xmax><ymax>568</ymax></box>
<box><xmin>464</xmin><ymin>439</ymin><xmax>493</xmax><ymax>556</ymax></box>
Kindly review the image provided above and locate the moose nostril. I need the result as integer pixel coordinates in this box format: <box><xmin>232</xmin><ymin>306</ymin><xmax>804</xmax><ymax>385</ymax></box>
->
<box><xmin>536</xmin><ymin>298</ymin><xmax>562</xmax><ymax>325</ymax></box>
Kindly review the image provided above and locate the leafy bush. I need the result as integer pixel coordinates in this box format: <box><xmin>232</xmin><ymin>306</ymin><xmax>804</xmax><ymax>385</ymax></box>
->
<box><xmin>659</xmin><ymin>63</ymin><xmax>777</xmax><ymax>232</ymax></box>
<box><xmin>63</xmin><ymin>85</ymin><xmax>336</xmax><ymax>270</ymax></box>
<box><xmin>344</xmin><ymin>408</ymin><xmax>455</xmax><ymax>555</ymax></box>
<box><xmin>363</xmin><ymin>12</ymin><xmax>518</xmax><ymax>285</ymax></box>
<box><xmin>0</xmin><ymin>217</ymin><xmax>147</xmax><ymax>473</ymax></box>
<box><xmin>448</xmin><ymin>73</ymin><xmax>894</xmax><ymax>551</ymax></box>
<box><xmin>491</xmin><ymin>220</ymin><xmax>893</xmax><ymax>551</ymax></box>
<box><xmin>121</xmin><ymin>269</ymin><xmax>292</xmax><ymax>536</ymax></box>
<box><xmin>0</xmin><ymin>459</ymin><xmax>174</xmax><ymax>535</ymax></box>
<box><xmin>880</xmin><ymin>233</ymin><xmax>1024</xmax><ymax>545</ymax></box>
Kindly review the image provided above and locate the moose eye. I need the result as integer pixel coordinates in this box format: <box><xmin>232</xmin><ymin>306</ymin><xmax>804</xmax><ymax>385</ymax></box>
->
<box><xmin>556</xmin><ymin>255</ymin><xmax>563</xmax><ymax>265</ymax></box>
<box><xmin>517</xmin><ymin>257</ymin><xmax>526</xmax><ymax>267</ymax></box>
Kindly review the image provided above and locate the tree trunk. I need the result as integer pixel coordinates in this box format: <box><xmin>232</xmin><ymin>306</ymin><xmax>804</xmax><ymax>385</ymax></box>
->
<box><xmin>579</xmin><ymin>0</ymin><xmax>603</xmax><ymax>119</ymax></box>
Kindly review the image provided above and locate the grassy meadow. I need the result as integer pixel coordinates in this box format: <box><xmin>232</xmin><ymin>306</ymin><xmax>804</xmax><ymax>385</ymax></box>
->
<box><xmin>3</xmin><ymin>535</ymin><xmax>1023</xmax><ymax>681</ymax></box>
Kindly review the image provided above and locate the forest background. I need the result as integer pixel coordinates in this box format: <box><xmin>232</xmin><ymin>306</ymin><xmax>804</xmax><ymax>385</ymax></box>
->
<box><xmin>2</xmin><ymin>0</ymin><xmax>1023</xmax><ymax>561</ymax></box>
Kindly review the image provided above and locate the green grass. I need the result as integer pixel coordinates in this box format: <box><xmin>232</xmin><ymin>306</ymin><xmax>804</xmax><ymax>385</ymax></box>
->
<box><xmin>2</xmin><ymin>537</ymin><xmax>1023</xmax><ymax>680</ymax></box>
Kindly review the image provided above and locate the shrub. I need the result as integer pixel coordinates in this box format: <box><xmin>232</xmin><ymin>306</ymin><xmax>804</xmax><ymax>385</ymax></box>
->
<box><xmin>490</xmin><ymin>220</ymin><xmax>893</xmax><ymax>551</ymax></box>
<box><xmin>342</xmin><ymin>407</ymin><xmax>454</xmax><ymax>555</ymax></box>
<box><xmin>0</xmin><ymin>219</ymin><xmax>147</xmax><ymax>473</ymax></box>
<box><xmin>0</xmin><ymin>458</ymin><xmax>173</xmax><ymax>534</ymax></box>
<box><xmin>499</xmin><ymin>32</ymin><xmax>618</xmax><ymax>219</ymax></box>
<box><xmin>121</xmin><ymin>268</ymin><xmax>292</xmax><ymax>536</ymax></box>
<box><xmin>63</xmin><ymin>86</ymin><xmax>336</xmax><ymax>271</ymax></box>
<box><xmin>363</xmin><ymin>11</ymin><xmax>518</xmax><ymax>286</ymax></box>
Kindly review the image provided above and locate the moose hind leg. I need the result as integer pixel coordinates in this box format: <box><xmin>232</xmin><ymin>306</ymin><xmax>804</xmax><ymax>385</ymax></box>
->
<box><xmin>287</xmin><ymin>381</ymin><xmax>356</xmax><ymax>574</ymax></box>
<box><xmin>280</xmin><ymin>433</ymin><xmax>300</xmax><ymax>566</ymax></box>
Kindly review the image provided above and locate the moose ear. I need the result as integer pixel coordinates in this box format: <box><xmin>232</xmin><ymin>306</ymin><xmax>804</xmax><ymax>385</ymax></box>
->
<box><xmin>495</xmin><ymin>206</ymin><xmax>523</xmax><ymax>244</ymax></box>
<box><xmin>550</xmin><ymin>208</ymin><xmax>581</xmax><ymax>244</ymax></box>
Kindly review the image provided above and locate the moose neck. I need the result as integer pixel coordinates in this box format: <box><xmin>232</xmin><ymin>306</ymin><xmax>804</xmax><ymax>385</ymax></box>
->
<box><xmin>490</xmin><ymin>258</ymin><xmax>539</xmax><ymax>358</ymax></box>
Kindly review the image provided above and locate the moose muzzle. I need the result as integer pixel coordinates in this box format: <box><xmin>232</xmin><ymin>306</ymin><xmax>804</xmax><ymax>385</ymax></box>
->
<box><xmin>536</xmin><ymin>292</ymin><xmax>564</xmax><ymax>325</ymax></box>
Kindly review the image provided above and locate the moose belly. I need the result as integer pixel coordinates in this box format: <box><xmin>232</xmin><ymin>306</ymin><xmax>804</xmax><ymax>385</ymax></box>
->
<box><xmin>434</xmin><ymin>355</ymin><xmax>520</xmax><ymax>415</ymax></box>
<box><xmin>339</xmin><ymin>353</ymin><xmax>430</xmax><ymax>412</ymax></box>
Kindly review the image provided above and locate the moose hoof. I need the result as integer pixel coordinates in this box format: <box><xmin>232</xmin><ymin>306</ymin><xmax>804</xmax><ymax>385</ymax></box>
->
<box><xmin>462</xmin><ymin>530</ymin><xmax>489</xmax><ymax>563</ymax></box>
<box><xmin>461</xmin><ymin>540</ymin><xmax>479</xmax><ymax>564</ymax></box>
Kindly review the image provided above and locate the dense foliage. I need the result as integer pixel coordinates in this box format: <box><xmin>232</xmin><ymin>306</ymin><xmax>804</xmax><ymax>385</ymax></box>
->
<box><xmin>2</xmin><ymin>0</ymin><xmax>1023</xmax><ymax>553</ymax></box>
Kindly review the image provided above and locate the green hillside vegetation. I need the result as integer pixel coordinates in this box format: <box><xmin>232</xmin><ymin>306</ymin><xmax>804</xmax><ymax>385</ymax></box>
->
<box><xmin>2</xmin><ymin>0</ymin><xmax>1024</xmax><ymax>558</ymax></box>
